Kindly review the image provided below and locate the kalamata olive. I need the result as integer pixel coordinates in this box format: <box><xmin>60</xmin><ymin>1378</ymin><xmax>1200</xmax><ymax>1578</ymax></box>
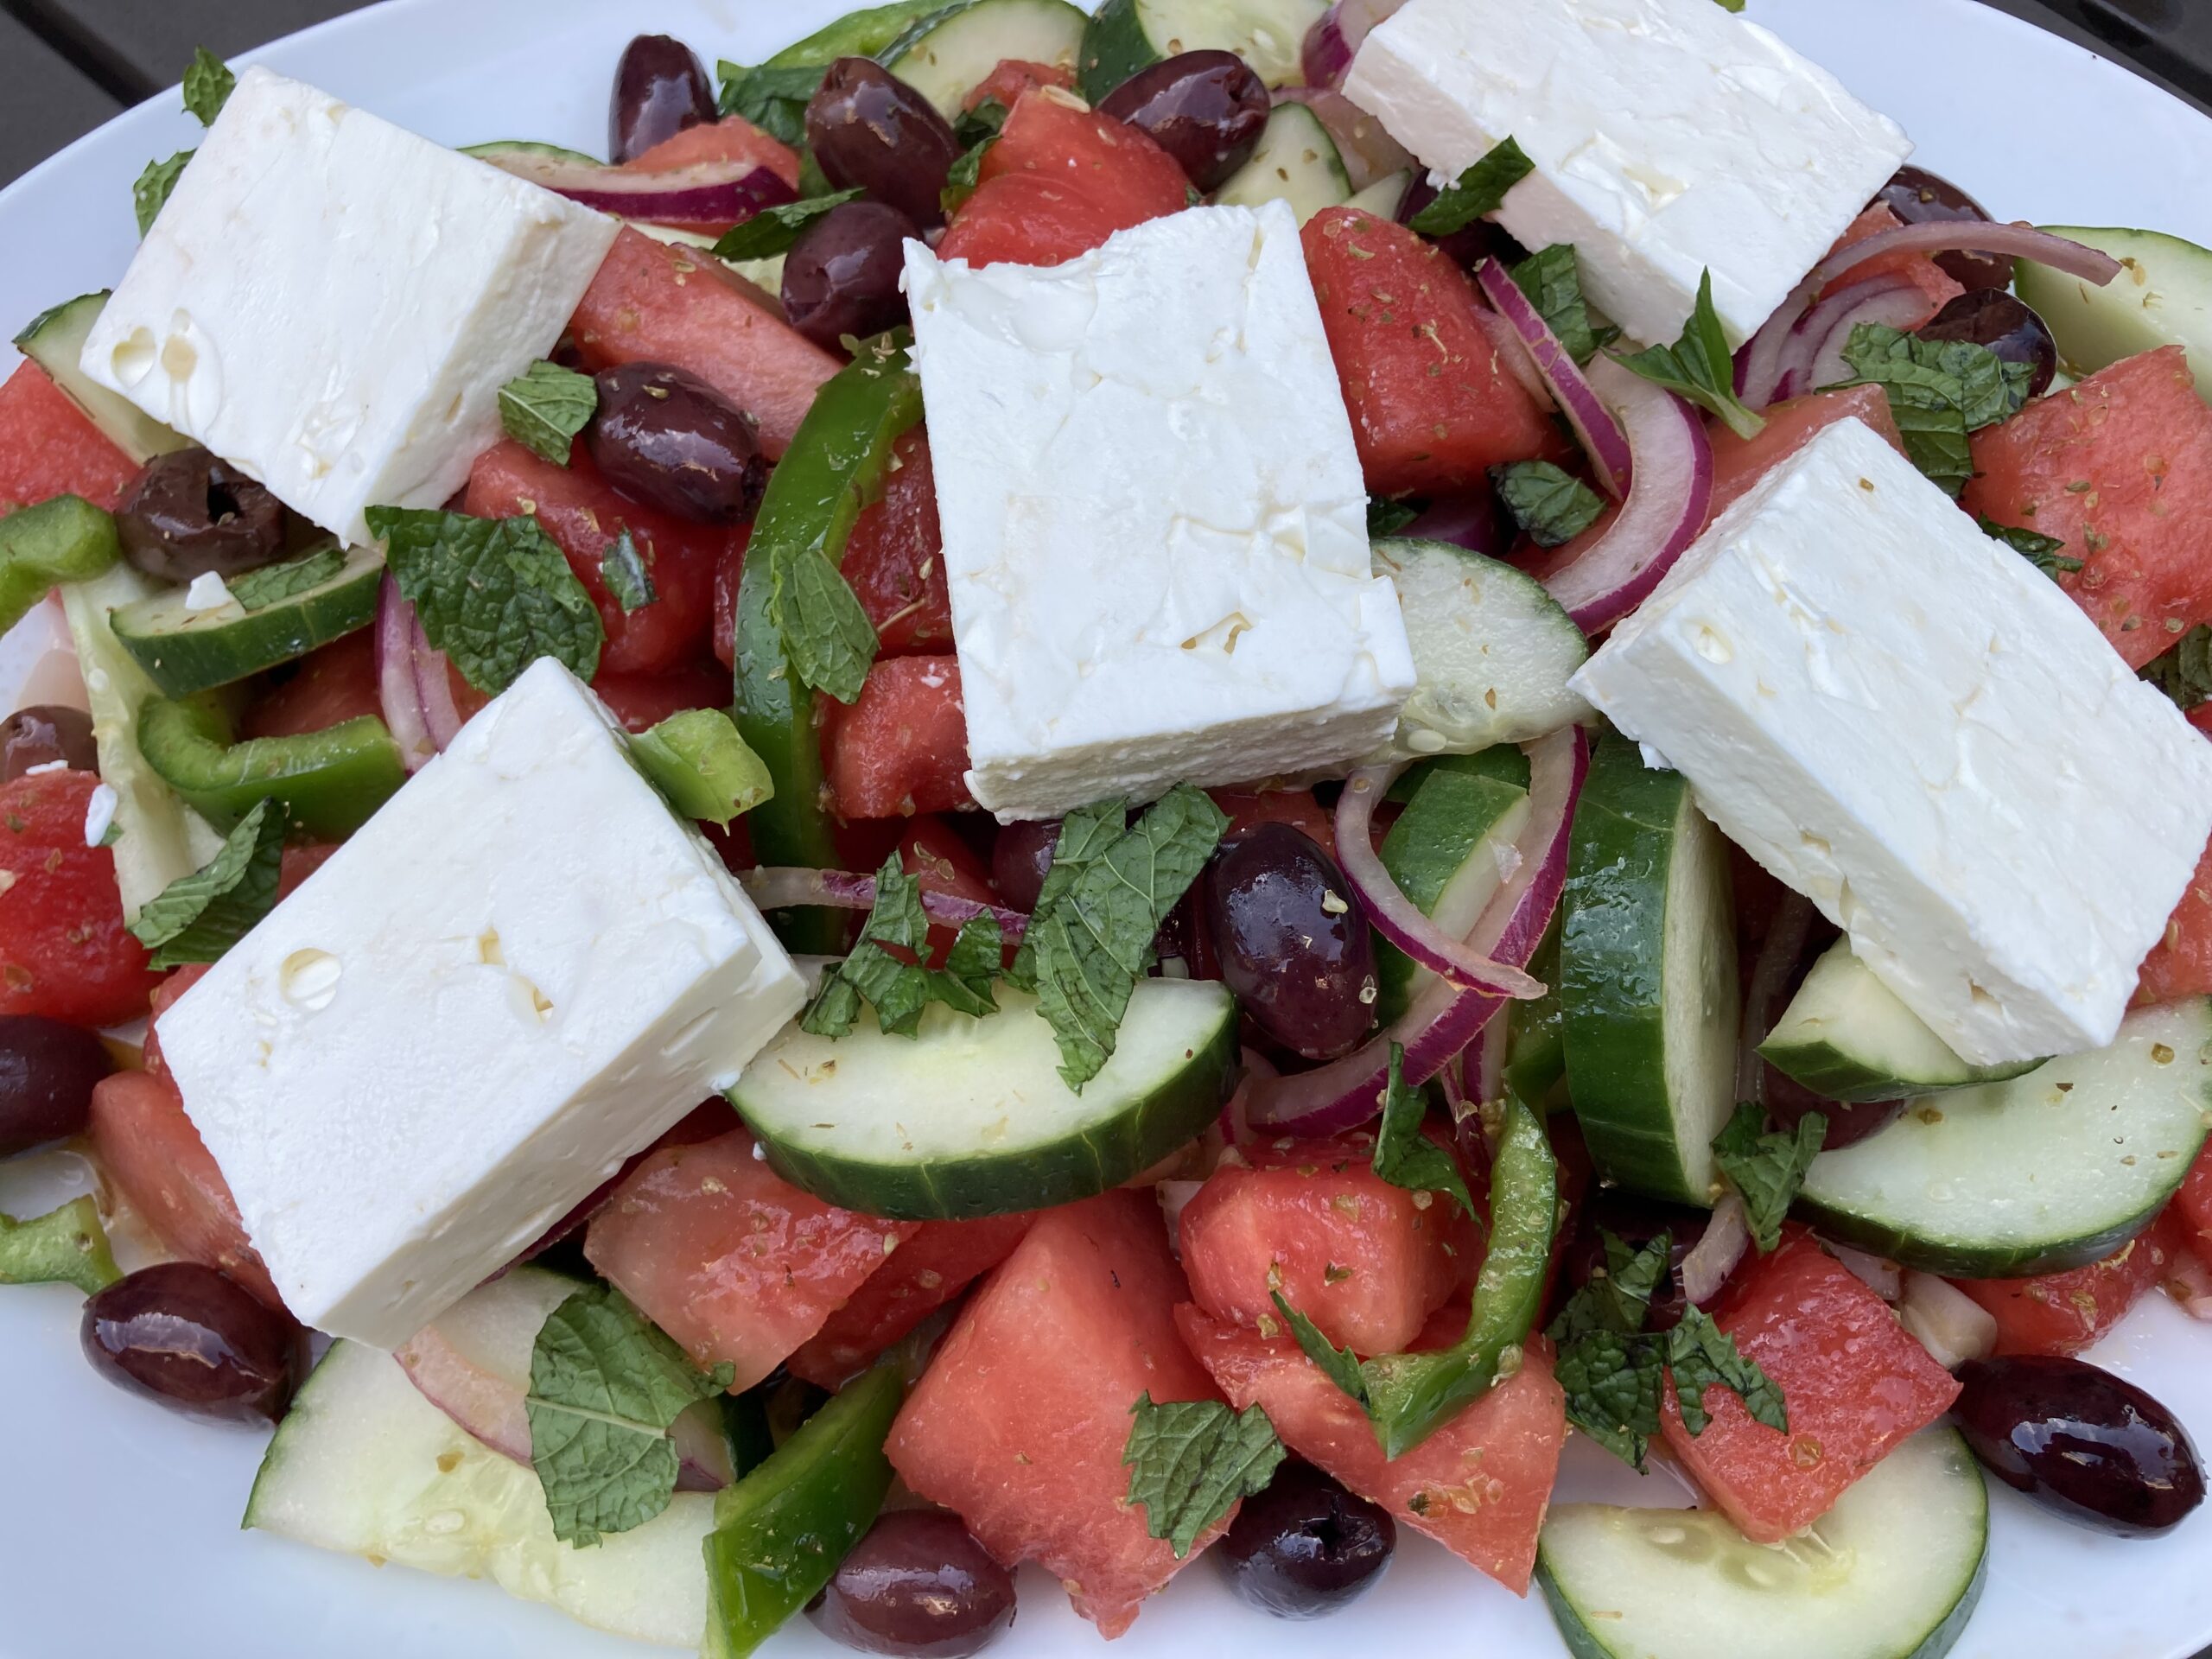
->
<box><xmin>1217</xmin><ymin>1461</ymin><xmax>1395</xmax><ymax>1618</ymax></box>
<box><xmin>1396</xmin><ymin>174</ymin><xmax>1528</xmax><ymax>272</ymax></box>
<box><xmin>806</xmin><ymin>59</ymin><xmax>964</xmax><ymax>231</ymax></box>
<box><xmin>1955</xmin><ymin>1355</ymin><xmax>2205</xmax><ymax>1535</ymax></box>
<box><xmin>1558</xmin><ymin>1192</ymin><xmax>1702</xmax><ymax>1332</ymax></box>
<box><xmin>783</xmin><ymin>201</ymin><xmax>919</xmax><ymax>354</ymax></box>
<box><xmin>1</xmin><ymin>703</ymin><xmax>96</xmax><ymax>782</ymax></box>
<box><xmin>1918</xmin><ymin>289</ymin><xmax>2060</xmax><ymax>398</ymax></box>
<box><xmin>990</xmin><ymin>818</ymin><xmax>1060</xmax><ymax>913</ymax></box>
<box><xmin>1097</xmin><ymin>51</ymin><xmax>1270</xmax><ymax>193</ymax></box>
<box><xmin>0</xmin><ymin>1014</ymin><xmax>112</xmax><ymax>1155</ymax></box>
<box><xmin>115</xmin><ymin>446</ymin><xmax>286</xmax><ymax>583</ymax></box>
<box><xmin>609</xmin><ymin>34</ymin><xmax>716</xmax><ymax>164</ymax></box>
<box><xmin>1762</xmin><ymin>1071</ymin><xmax>1905</xmax><ymax>1150</ymax></box>
<box><xmin>807</xmin><ymin>1509</ymin><xmax>1016</xmax><ymax>1657</ymax></box>
<box><xmin>1204</xmin><ymin>823</ymin><xmax>1376</xmax><ymax>1061</ymax></box>
<box><xmin>586</xmin><ymin>362</ymin><xmax>766</xmax><ymax>524</ymax></box>
<box><xmin>1872</xmin><ymin>165</ymin><xmax>2008</xmax><ymax>291</ymax></box>
<box><xmin>80</xmin><ymin>1262</ymin><xmax>302</xmax><ymax>1426</ymax></box>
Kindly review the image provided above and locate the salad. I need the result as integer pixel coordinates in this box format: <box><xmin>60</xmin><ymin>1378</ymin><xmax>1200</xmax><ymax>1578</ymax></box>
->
<box><xmin>3</xmin><ymin>0</ymin><xmax>2212</xmax><ymax>1656</ymax></box>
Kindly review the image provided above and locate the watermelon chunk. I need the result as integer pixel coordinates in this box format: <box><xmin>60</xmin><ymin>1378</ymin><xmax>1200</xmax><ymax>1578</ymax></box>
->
<box><xmin>2136</xmin><ymin>834</ymin><xmax>2212</xmax><ymax>1007</ymax></box>
<box><xmin>788</xmin><ymin>1211</ymin><xmax>1036</xmax><ymax>1388</ymax></box>
<box><xmin>821</xmin><ymin>655</ymin><xmax>973</xmax><ymax>819</ymax></box>
<box><xmin>1174</xmin><ymin>1302</ymin><xmax>1566</xmax><ymax>1595</ymax></box>
<box><xmin>840</xmin><ymin>427</ymin><xmax>952</xmax><ymax>654</ymax></box>
<box><xmin>2178</xmin><ymin>1147</ymin><xmax>2212</xmax><ymax>1273</ymax></box>
<box><xmin>1954</xmin><ymin>1217</ymin><xmax>2181</xmax><ymax>1357</ymax></box>
<box><xmin>887</xmin><ymin>1190</ymin><xmax>1223</xmax><ymax>1639</ymax></box>
<box><xmin>0</xmin><ymin>360</ymin><xmax>137</xmax><ymax>513</ymax></box>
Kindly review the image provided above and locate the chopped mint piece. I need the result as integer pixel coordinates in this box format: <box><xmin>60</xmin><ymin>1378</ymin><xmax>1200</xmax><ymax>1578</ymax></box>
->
<box><xmin>1122</xmin><ymin>1393</ymin><xmax>1286</xmax><ymax>1559</ymax></box>
<box><xmin>125</xmin><ymin>798</ymin><xmax>285</xmax><ymax>969</ymax></box>
<box><xmin>1492</xmin><ymin>461</ymin><xmax>1606</xmax><ymax>548</ymax></box>
<box><xmin>181</xmin><ymin>48</ymin><xmax>235</xmax><ymax>127</ymax></box>
<box><xmin>1611</xmin><ymin>271</ymin><xmax>1766</xmax><ymax>441</ymax></box>
<box><xmin>1409</xmin><ymin>137</ymin><xmax>1533</xmax><ymax>236</ymax></box>
<box><xmin>1371</xmin><ymin>1042</ymin><xmax>1476</xmax><ymax>1220</ymax></box>
<box><xmin>499</xmin><ymin>360</ymin><xmax>598</xmax><ymax>467</ymax></box>
<box><xmin>1980</xmin><ymin>515</ymin><xmax>2083</xmax><ymax>579</ymax></box>
<box><xmin>1711</xmin><ymin>1102</ymin><xmax>1825</xmax><ymax>1254</ymax></box>
<box><xmin>367</xmin><ymin>506</ymin><xmax>604</xmax><ymax>696</ymax></box>
<box><xmin>1509</xmin><ymin>244</ymin><xmax>1618</xmax><ymax>366</ymax></box>
<box><xmin>714</xmin><ymin>189</ymin><xmax>865</xmax><ymax>263</ymax></box>
<box><xmin>600</xmin><ymin>529</ymin><xmax>656</xmax><ymax>614</ymax></box>
<box><xmin>134</xmin><ymin>152</ymin><xmax>193</xmax><ymax>236</ymax></box>
<box><xmin>1271</xmin><ymin>1291</ymin><xmax>1369</xmax><ymax>1406</ymax></box>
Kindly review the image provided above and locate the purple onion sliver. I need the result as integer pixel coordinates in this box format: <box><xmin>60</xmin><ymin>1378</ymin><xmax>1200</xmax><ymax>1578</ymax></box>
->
<box><xmin>1800</xmin><ymin>283</ymin><xmax>1943</xmax><ymax>400</ymax></box>
<box><xmin>1474</xmin><ymin>260</ymin><xmax>1633</xmax><ymax>498</ymax></box>
<box><xmin>1680</xmin><ymin>1192</ymin><xmax>1750</xmax><ymax>1306</ymax></box>
<box><xmin>374</xmin><ymin>575</ymin><xmax>436</xmax><ymax>772</ymax></box>
<box><xmin>741</xmin><ymin>867</ymin><xmax>1030</xmax><ymax>941</ymax></box>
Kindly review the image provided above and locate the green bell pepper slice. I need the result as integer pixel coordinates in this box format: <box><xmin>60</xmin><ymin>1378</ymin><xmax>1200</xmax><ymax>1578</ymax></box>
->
<box><xmin>0</xmin><ymin>494</ymin><xmax>120</xmax><ymax>635</ymax></box>
<box><xmin>136</xmin><ymin>694</ymin><xmax>404</xmax><ymax>842</ymax></box>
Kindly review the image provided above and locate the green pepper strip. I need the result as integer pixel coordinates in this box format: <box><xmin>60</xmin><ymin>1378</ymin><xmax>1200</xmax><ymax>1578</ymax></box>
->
<box><xmin>0</xmin><ymin>494</ymin><xmax>119</xmax><ymax>635</ymax></box>
<box><xmin>136</xmin><ymin>695</ymin><xmax>404</xmax><ymax>842</ymax></box>
<box><xmin>1</xmin><ymin>1197</ymin><xmax>122</xmax><ymax>1296</ymax></box>
<box><xmin>700</xmin><ymin>1358</ymin><xmax>905</xmax><ymax>1659</ymax></box>
<box><xmin>1360</xmin><ymin>1094</ymin><xmax>1560</xmax><ymax>1459</ymax></box>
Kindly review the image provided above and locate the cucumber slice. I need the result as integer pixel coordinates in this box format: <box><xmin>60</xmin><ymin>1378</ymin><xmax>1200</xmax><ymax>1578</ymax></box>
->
<box><xmin>881</xmin><ymin>0</ymin><xmax>1089</xmax><ymax>119</ymax></box>
<box><xmin>731</xmin><ymin>979</ymin><xmax>1237</xmax><ymax>1219</ymax></box>
<box><xmin>1537</xmin><ymin>1427</ymin><xmax>1987</xmax><ymax>1659</ymax></box>
<box><xmin>1760</xmin><ymin>940</ymin><xmax>2046</xmax><ymax>1103</ymax></box>
<box><xmin>1212</xmin><ymin>103</ymin><xmax>1351</xmax><ymax>224</ymax></box>
<box><xmin>458</xmin><ymin>140</ymin><xmax>601</xmax><ymax>167</ymax></box>
<box><xmin>2015</xmin><ymin>226</ymin><xmax>2212</xmax><ymax>400</ymax></box>
<box><xmin>245</xmin><ymin>1340</ymin><xmax>715</xmax><ymax>1649</ymax></box>
<box><xmin>136</xmin><ymin>695</ymin><xmax>404</xmax><ymax>840</ymax></box>
<box><xmin>1371</xmin><ymin>537</ymin><xmax>1592</xmax><ymax>761</ymax></box>
<box><xmin>1560</xmin><ymin>740</ymin><xmax>1740</xmax><ymax>1206</ymax></box>
<box><xmin>1374</xmin><ymin>763</ymin><xmax>1531</xmax><ymax>1027</ymax></box>
<box><xmin>1795</xmin><ymin>999</ymin><xmax>2212</xmax><ymax>1277</ymax></box>
<box><xmin>110</xmin><ymin>543</ymin><xmax>383</xmax><ymax>697</ymax></box>
<box><xmin>765</xmin><ymin>0</ymin><xmax>952</xmax><ymax>67</ymax></box>
<box><xmin>1079</xmin><ymin>0</ymin><xmax>1330</xmax><ymax>99</ymax></box>
<box><xmin>59</xmin><ymin>567</ymin><xmax>226</xmax><ymax>918</ymax></box>
<box><xmin>13</xmin><ymin>292</ymin><xmax>190</xmax><ymax>465</ymax></box>
<box><xmin>1343</xmin><ymin>168</ymin><xmax>1410</xmax><ymax>219</ymax></box>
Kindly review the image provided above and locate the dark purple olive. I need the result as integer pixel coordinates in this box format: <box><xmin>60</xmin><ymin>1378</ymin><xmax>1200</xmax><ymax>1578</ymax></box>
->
<box><xmin>1402</xmin><ymin>491</ymin><xmax>1510</xmax><ymax>559</ymax></box>
<box><xmin>990</xmin><ymin>818</ymin><xmax>1060</xmax><ymax>913</ymax></box>
<box><xmin>1396</xmin><ymin>174</ymin><xmax>1528</xmax><ymax>272</ymax></box>
<box><xmin>586</xmin><ymin>361</ymin><xmax>766</xmax><ymax>524</ymax></box>
<box><xmin>1955</xmin><ymin>1355</ymin><xmax>2204</xmax><ymax>1535</ymax></box>
<box><xmin>610</xmin><ymin>34</ymin><xmax>716</xmax><ymax>164</ymax></box>
<box><xmin>1096</xmin><ymin>51</ymin><xmax>1269</xmax><ymax>193</ymax></box>
<box><xmin>806</xmin><ymin>59</ymin><xmax>963</xmax><ymax>231</ymax></box>
<box><xmin>807</xmin><ymin>1509</ymin><xmax>1016</xmax><ymax>1657</ymax></box>
<box><xmin>1</xmin><ymin>704</ymin><xmax>97</xmax><ymax>782</ymax></box>
<box><xmin>1557</xmin><ymin>1192</ymin><xmax>1702</xmax><ymax>1332</ymax></box>
<box><xmin>783</xmin><ymin>200</ymin><xmax>919</xmax><ymax>354</ymax></box>
<box><xmin>1204</xmin><ymin>823</ymin><xmax>1376</xmax><ymax>1061</ymax></box>
<box><xmin>1918</xmin><ymin>289</ymin><xmax>2060</xmax><ymax>398</ymax></box>
<box><xmin>1217</xmin><ymin>1461</ymin><xmax>1395</xmax><ymax>1618</ymax></box>
<box><xmin>80</xmin><ymin>1262</ymin><xmax>302</xmax><ymax>1426</ymax></box>
<box><xmin>1763</xmin><ymin>1074</ymin><xmax>1905</xmax><ymax>1151</ymax></box>
<box><xmin>1872</xmin><ymin>166</ymin><xmax>2008</xmax><ymax>291</ymax></box>
<box><xmin>116</xmin><ymin>447</ymin><xmax>286</xmax><ymax>583</ymax></box>
<box><xmin>0</xmin><ymin>1014</ymin><xmax>111</xmax><ymax>1155</ymax></box>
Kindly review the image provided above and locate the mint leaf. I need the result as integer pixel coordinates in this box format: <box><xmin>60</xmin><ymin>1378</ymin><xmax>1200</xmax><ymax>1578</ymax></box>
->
<box><xmin>498</xmin><ymin>360</ymin><xmax>597</xmax><ymax>467</ymax></box>
<box><xmin>1492</xmin><ymin>461</ymin><xmax>1605</xmax><ymax>548</ymax></box>
<box><xmin>773</xmin><ymin>523</ymin><xmax>881</xmax><ymax>703</ymax></box>
<box><xmin>368</xmin><ymin>506</ymin><xmax>604</xmax><ymax>695</ymax></box>
<box><xmin>1270</xmin><ymin>1291</ymin><xmax>1368</xmax><ymax>1406</ymax></box>
<box><xmin>1555</xmin><ymin>1325</ymin><xmax>1666</xmax><ymax>1469</ymax></box>
<box><xmin>715</xmin><ymin>61</ymin><xmax>823</xmax><ymax>146</ymax></box>
<box><xmin>600</xmin><ymin>530</ymin><xmax>656</xmax><ymax>614</ymax></box>
<box><xmin>134</xmin><ymin>152</ymin><xmax>192</xmax><ymax>236</ymax></box>
<box><xmin>1611</xmin><ymin>270</ymin><xmax>1766</xmax><ymax>441</ymax></box>
<box><xmin>934</xmin><ymin>914</ymin><xmax>1004</xmax><ymax>1018</ymax></box>
<box><xmin>1409</xmin><ymin>137</ymin><xmax>1533</xmax><ymax>235</ymax></box>
<box><xmin>1712</xmin><ymin>0</ymin><xmax>1746</xmax><ymax>10</ymax></box>
<box><xmin>1006</xmin><ymin>799</ymin><xmax>1127</xmax><ymax>990</ymax></box>
<box><xmin>1367</xmin><ymin>497</ymin><xmax>1419</xmax><ymax>538</ymax></box>
<box><xmin>802</xmin><ymin>856</ymin><xmax>1007</xmax><ymax>1037</ymax></box>
<box><xmin>126</xmin><ymin>798</ymin><xmax>285</xmax><ymax>969</ymax></box>
<box><xmin>713</xmin><ymin>188</ymin><xmax>865</xmax><ymax>262</ymax></box>
<box><xmin>1123</xmin><ymin>1394</ymin><xmax>1286</xmax><ymax>1559</ymax></box>
<box><xmin>1548</xmin><ymin>1230</ymin><xmax>1674</xmax><ymax>1345</ymax></box>
<box><xmin>1668</xmin><ymin>1304</ymin><xmax>1787</xmax><ymax>1437</ymax></box>
<box><xmin>1826</xmin><ymin>324</ymin><xmax>2032</xmax><ymax>496</ymax></box>
<box><xmin>954</xmin><ymin>98</ymin><xmax>1009</xmax><ymax>147</ymax></box>
<box><xmin>941</xmin><ymin>137</ymin><xmax>997</xmax><ymax>216</ymax></box>
<box><xmin>2143</xmin><ymin>623</ymin><xmax>2212</xmax><ymax>713</ymax></box>
<box><xmin>228</xmin><ymin>544</ymin><xmax>345</xmax><ymax>612</ymax></box>
<box><xmin>1510</xmin><ymin>245</ymin><xmax>1617</xmax><ymax>366</ymax></box>
<box><xmin>1711</xmin><ymin>1102</ymin><xmax>1824</xmax><ymax>1254</ymax></box>
<box><xmin>630</xmin><ymin>709</ymin><xmax>772</xmax><ymax>830</ymax></box>
<box><xmin>1372</xmin><ymin>1043</ymin><xmax>1476</xmax><ymax>1220</ymax></box>
<box><xmin>0</xmin><ymin>1198</ymin><xmax>121</xmax><ymax>1295</ymax></box>
<box><xmin>1980</xmin><ymin>514</ymin><xmax>2082</xmax><ymax>579</ymax></box>
<box><xmin>181</xmin><ymin>48</ymin><xmax>234</xmax><ymax>126</ymax></box>
<box><xmin>526</xmin><ymin>1284</ymin><xmax>735</xmax><ymax>1547</ymax></box>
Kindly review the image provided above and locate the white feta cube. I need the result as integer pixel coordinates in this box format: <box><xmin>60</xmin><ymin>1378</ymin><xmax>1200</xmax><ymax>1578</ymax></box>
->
<box><xmin>156</xmin><ymin>659</ymin><xmax>805</xmax><ymax>1348</ymax></box>
<box><xmin>904</xmin><ymin>200</ymin><xmax>1416</xmax><ymax>821</ymax></box>
<box><xmin>1344</xmin><ymin>0</ymin><xmax>1914</xmax><ymax>348</ymax></box>
<box><xmin>1571</xmin><ymin>416</ymin><xmax>2212</xmax><ymax>1065</ymax></box>
<box><xmin>79</xmin><ymin>67</ymin><xmax>618</xmax><ymax>547</ymax></box>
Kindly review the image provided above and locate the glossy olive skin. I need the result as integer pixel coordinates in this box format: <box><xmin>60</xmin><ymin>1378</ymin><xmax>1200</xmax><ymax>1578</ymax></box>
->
<box><xmin>1955</xmin><ymin>1355</ymin><xmax>2205</xmax><ymax>1535</ymax></box>
<box><xmin>990</xmin><ymin>818</ymin><xmax>1060</xmax><ymax>913</ymax></box>
<box><xmin>1919</xmin><ymin>289</ymin><xmax>2060</xmax><ymax>398</ymax></box>
<box><xmin>116</xmin><ymin>447</ymin><xmax>287</xmax><ymax>583</ymax></box>
<box><xmin>1217</xmin><ymin>1462</ymin><xmax>1395</xmax><ymax>1618</ymax></box>
<box><xmin>783</xmin><ymin>201</ymin><xmax>919</xmax><ymax>354</ymax></box>
<box><xmin>609</xmin><ymin>34</ymin><xmax>716</xmax><ymax>164</ymax></box>
<box><xmin>1396</xmin><ymin>174</ymin><xmax>1528</xmax><ymax>272</ymax></box>
<box><xmin>806</xmin><ymin>59</ymin><xmax>963</xmax><ymax>230</ymax></box>
<box><xmin>806</xmin><ymin>1509</ymin><xmax>1016</xmax><ymax>1657</ymax></box>
<box><xmin>1096</xmin><ymin>50</ymin><xmax>1269</xmax><ymax>192</ymax></box>
<box><xmin>1873</xmin><ymin>165</ymin><xmax>2009</xmax><ymax>291</ymax></box>
<box><xmin>1558</xmin><ymin>1192</ymin><xmax>1702</xmax><ymax>1332</ymax></box>
<box><xmin>1</xmin><ymin>703</ymin><xmax>96</xmax><ymax>782</ymax></box>
<box><xmin>80</xmin><ymin>1262</ymin><xmax>302</xmax><ymax>1426</ymax></box>
<box><xmin>1203</xmin><ymin>823</ymin><xmax>1376</xmax><ymax>1062</ymax></box>
<box><xmin>0</xmin><ymin>1014</ymin><xmax>112</xmax><ymax>1156</ymax></box>
<box><xmin>586</xmin><ymin>362</ymin><xmax>766</xmax><ymax>524</ymax></box>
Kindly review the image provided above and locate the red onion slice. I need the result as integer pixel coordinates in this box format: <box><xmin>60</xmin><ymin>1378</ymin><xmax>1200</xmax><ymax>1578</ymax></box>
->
<box><xmin>374</xmin><ymin>575</ymin><xmax>436</xmax><ymax>772</ymax></box>
<box><xmin>1832</xmin><ymin>1244</ymin><xmax>1903</xmax><ymax>1302</ymax></box>
<box><xmin>1471</xmin><ymin>308</ymin><xmax>1558</xmax><ymax>413</ymax></box>
<box><xmin>1898</xmin><ymin>1270</ymin><xmax>1999</xmax><ymax>1368</ymax></box>
<box><xmin>1680</xmin><ymin>1192</ymin><xmax>1750</xmax><ymax>1306</ymax></box>
<box><xmin>1273</xmin><ymin>87</ymin><xmax>1412</xmax><ymax>192</ymax></box>
<box><xmin>1300</xmin><ymin>0</ymin><xmax>1406</xmax><ymax>90</ymax></box>
<box><xmin>1403</xmin><ymin>491</ymin><xmax>1510</xmax><ymax>559</ymax></box>
<box><xmin>411</xmin><ymin>611</ymin><xmax>465</xmax><ymax>752</ymax></box>
<box><xmin>743</xmin><ymin>866</ymin><xmax>1031</xmax><ymax>940</ymax></box>
<box><xmin>1796</xmin><ymin>279</ymin><xmax>1941</xmax><ymax>402</ymax></box>
<box><xmin>1770</xmin><ymin>273</ymin><xmax>1910</xmax><ymax>404</ymax></box>
<box><xmin>1736</xmin><ymin>891</ymin><xmax>1813</xmax><ymax>1106</ymax></box>
<box><xmin>1475</xmin><ymin>260</ymin><xmax>1632</xmax><ymax>497</ymax></box>
<box><xmin>1536</xmin><ymin>358</ymin><xmax>1714</xmax><ymax>634</ymax></box>
<box><xmin>477</xmin><ymin>149</ymin><xmax>798</xmax><ymax>229</ymax></box>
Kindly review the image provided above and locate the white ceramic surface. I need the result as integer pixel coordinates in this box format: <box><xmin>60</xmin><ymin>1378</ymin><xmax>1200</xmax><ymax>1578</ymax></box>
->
<box><xmin>2</xmin><ymin>2</ymin><xmax>2209</xmax><ymax>1655</ymax></box>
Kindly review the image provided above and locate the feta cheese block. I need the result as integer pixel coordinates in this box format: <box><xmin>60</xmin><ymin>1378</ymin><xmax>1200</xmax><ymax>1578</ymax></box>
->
<box><xmin>1343</xmin><ymin>0</ymin><xmax>1913</xmax><ymax>348</ymax></box>
<box><xmin>79</xmin><ymin>66</ymin><xmax>618</xmax><ymax>547</ymax></box>
<box><xmin>155</xmin><ymin>659</ymin><xmax>806</xmax><ymax>1348</ymax></box>
<box><xmin>1571</xmin><ymin>416</ymin><xmax>2212</xmax><ymax>1066</ymax></box>
<box><xmin>905</xmin><ymin>200</ymin><xmax>1416</xmax><ymax>820</ymax></box>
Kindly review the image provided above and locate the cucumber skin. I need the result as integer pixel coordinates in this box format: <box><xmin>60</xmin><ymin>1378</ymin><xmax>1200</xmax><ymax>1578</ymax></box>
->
<box><xmin>1079</xmin><ymin>0</ymin><xmax>1159</xmax><ymax>102</ymax></box>
<box><xmin>766</xmin><ymin>0</ymin><xmax>953</xmax><ymax>67</ymax></box>
<box><xmin>111</xmin><ymin>552</ymin><xmax>382</xmax><ymax>697</ymax></box>
<box><xmin>733</xmin><ymin>996</ymin><xmax>1238</xmax><ymax>1220</ymax></box>
<box><xmin>1758</xmin><ymin>1033</ymin><xmax>2042</xmax><ymax>1105</ymax></box>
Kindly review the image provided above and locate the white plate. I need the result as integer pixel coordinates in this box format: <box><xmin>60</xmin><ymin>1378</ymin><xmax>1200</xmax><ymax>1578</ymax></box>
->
<box><xmin>3</xmin><ymin>1</ymin><xmax>2210</xmax><ymax>1655</ymax></box>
